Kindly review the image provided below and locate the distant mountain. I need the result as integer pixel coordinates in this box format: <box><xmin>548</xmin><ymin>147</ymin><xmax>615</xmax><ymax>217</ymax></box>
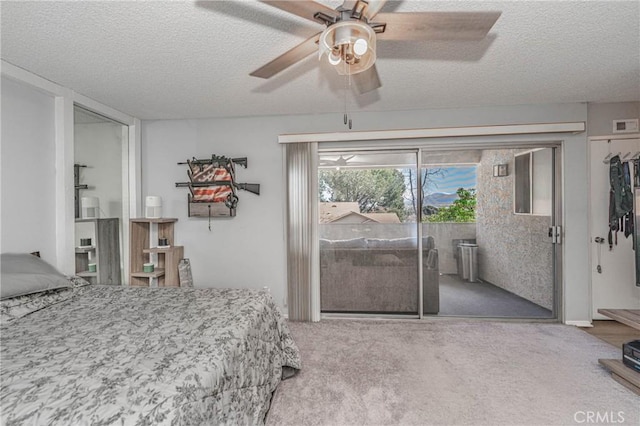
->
<box><xmin>424</xmin><ymin>192</ymin><xmax>458</xmax><ymax>207</ymax></box>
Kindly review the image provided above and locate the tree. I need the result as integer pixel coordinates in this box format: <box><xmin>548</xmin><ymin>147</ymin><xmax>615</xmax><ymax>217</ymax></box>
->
<box><xmin>405</xmin><ymin>168</ymin><xmax>446</xmax><ymax>219</ymax></box>
<box><xmin>319</xmin><ymin>169</ymin><xmax>407</xmax><ymax>221</ymax></box>
<box><xmin>426</xmin><ymin>188</ymin><xmax>476</xmax><ymax>223</ymax></box>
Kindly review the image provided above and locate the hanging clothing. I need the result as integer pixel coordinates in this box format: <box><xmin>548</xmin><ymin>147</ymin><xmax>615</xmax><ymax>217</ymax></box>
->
<box><xmin>608</xmin><ymin>155</ymin><xmax>633</xmax><ymax>249</ymax></box>
<box><xmin>623</xmin><ymin>161</ymin><xmax>634</xmax><ymax>238</ymax></box>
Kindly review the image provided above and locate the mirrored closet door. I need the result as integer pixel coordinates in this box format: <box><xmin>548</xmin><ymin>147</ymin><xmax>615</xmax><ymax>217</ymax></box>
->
<box><xmin>73</xmin><ymin>106</ymin><xmax>129</xmax><ymax>285</ymax></box>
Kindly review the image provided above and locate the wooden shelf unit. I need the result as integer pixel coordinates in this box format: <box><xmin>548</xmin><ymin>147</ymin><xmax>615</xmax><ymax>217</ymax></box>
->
<box><xmin>598</xmin><ymin>359</ymin><xmax>640</xmax><ymax>396</ymax></box>
<box><xmin>129</xmin><ymin>218</ymin><xmax>183</xmax><ymax>287</ymax></box>
<box><xmin>75</xmin><ymin>218</ymin><xmax>121</xmax><ymax>285</ymax></box>
<box><xmin>597</xmin><ymin>309</ymin><xmax>640</xmax><ymax>396</ymax></box>
<box><xmin>598</xmin><ymin>309</ymin><xmax>640</xmax><ymax>331</ymax></box>
<box><xmin>75</xmin><ymin>246</ymin><xmax>96</xmax><ymax>254</ymax></box>
<box><xmin>130</xmin><ymin>268</ymin><xmax>166</xmax><ymax>279</ymax></box>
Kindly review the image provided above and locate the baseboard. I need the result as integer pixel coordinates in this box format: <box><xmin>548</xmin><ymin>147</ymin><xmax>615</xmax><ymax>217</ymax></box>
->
<box><xmin>566</xmin><ymin>320</ymin><xmax>593</xmax><ymax>327</ymax></box>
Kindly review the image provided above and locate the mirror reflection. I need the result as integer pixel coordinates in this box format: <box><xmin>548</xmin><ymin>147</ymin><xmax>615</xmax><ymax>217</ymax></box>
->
<box><xmin>73</xmin><ymin>106</ymin><xmax>128</xmax><ymax>284</ymax></box>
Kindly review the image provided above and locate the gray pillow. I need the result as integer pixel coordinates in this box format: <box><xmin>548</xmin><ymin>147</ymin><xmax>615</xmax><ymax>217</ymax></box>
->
<box><xmin>1</xmin><ymin>253</ymin><xmax>71</xmax><ymax>300</ymax></box>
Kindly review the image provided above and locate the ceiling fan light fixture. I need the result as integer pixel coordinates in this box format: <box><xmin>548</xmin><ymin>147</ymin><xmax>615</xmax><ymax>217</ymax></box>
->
<box><xmin>353</xmin><ymin>38</ymin><xmax>368</xmax><ymax>56</ymax></box>
<box><xmin>328</xmin><ymin>50</ymin><xmax>342</xmax><ymax>65</ymax></box>
<box><xmin>319</xmin><ymin>20</ymin><xmax>376</xmax><ymax>75</ymax></box>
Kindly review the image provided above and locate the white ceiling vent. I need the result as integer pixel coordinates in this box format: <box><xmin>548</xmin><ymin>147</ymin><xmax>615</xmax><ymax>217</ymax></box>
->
<box><xmin>612</xmin><ymin>119</ymin><xmax>639</xmax><ymax>134</ymax></box>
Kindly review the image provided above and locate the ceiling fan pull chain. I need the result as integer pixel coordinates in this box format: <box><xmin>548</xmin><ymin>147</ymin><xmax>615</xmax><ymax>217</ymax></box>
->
<box><xmin>343</xmin><ymin>73</ymin><xmax>353</xmax><ymax>129</ymax></box>
<box><xmin>348</xmin><ymin>73</ymin><xmax>354</xmax><ymax>129</ymax></box>
<box><xmin>344</xmin><ymin>74</ymin><xmax>349</xmax><ymax>127</ymax></box>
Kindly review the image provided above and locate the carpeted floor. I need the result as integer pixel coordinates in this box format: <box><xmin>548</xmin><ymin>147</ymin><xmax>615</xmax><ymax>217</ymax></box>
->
<box><xmin>267</xmin><ymin>319</ymin><xmax>639</xmax><ymax>426</ymax></box>
<box><xmin>438</xmin><ymin>274</ymin><xmax>552</xmax><ymax>318</ymax></box>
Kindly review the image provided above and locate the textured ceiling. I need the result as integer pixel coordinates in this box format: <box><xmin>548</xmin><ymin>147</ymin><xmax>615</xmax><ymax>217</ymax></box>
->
<box><xmin>1</xmin><ymin>1</ymin><xmax>639</xmax><ymax>120</ymax></box>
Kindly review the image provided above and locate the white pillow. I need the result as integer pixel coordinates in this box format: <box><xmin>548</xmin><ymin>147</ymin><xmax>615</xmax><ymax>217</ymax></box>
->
<box><xmin>1</xmin><ymin>253</ymin><xmax>71</xmax><ymax>300</ymax></box>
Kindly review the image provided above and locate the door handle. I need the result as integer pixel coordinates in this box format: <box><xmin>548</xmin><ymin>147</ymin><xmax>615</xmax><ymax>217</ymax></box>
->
<box><xmin>548</xmin><ymin>226</ymin><xmax>562</xmax><ymax>244</ymax></box>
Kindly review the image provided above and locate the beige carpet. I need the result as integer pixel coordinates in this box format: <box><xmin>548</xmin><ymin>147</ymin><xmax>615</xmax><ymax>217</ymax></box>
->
<box><xmin>267</xmin><ymin>320</ymin><xmax>639</xmax><ymax>426</ymax></box>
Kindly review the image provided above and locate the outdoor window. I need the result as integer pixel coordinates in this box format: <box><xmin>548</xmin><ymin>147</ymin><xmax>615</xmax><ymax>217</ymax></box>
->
<box><xmin>514</xmin><ymin>149</ymin><xmax>552</xmax><ymax>215</ymax></box>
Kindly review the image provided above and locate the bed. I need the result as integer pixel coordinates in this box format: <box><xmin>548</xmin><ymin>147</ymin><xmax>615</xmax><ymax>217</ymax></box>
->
<box><xmin>0</xmin><ymin>253</ymin><xmax>301</xmax><ymax>425</ymax></box>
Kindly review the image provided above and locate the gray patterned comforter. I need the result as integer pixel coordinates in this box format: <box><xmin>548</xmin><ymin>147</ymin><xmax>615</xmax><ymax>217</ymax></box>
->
<box><xmin>0</xmin><ymin>285</ymin><xmax>301</xmax><ymax>425</ymax></box>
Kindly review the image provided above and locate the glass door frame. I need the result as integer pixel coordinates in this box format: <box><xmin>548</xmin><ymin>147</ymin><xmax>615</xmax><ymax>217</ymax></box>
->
<box><xmin>318</xmin><ymin>148</ymin><xmax>423</xmax><ymax>318</ymax></box>
<box><xmin>318</xmin><ymin>143</ymin><xmax>563</xmax><ymax>321</ymax></box>
<box><xmin>552</xmin><ymin>146</ymin><xmax>563</xmax><ymax>321</ymax></box>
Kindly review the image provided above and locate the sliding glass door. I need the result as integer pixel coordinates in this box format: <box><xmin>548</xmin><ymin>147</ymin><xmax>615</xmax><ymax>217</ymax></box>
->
<box><xmin>319</xmin><ymin>146</ymin><xmax>560</xmax><ymax>319</ymax></box>
<box><xmin>318</xmin><ymin>151</ymin><xmax>420</xmax><ymax>315</ymax></box>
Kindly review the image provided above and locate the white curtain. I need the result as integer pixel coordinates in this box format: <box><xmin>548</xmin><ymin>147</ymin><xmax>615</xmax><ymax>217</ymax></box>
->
<box><xmin>284</xmin><ymin>142</ymin><xmax>320</xmax><ymax>321</ymax></box>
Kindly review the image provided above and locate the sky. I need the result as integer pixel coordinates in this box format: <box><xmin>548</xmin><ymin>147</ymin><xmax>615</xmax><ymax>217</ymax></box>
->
<box><xmin>424</xmin><ymin>166</ymin><xmax>477</xmax><ymax>194</ymax></box>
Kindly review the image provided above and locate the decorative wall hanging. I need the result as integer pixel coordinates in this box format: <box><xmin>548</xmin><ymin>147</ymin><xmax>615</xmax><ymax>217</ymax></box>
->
<box><xmin>176</xmin><ymin>155</ymin><xmax>260</xmax><ymax>230</ymax></box>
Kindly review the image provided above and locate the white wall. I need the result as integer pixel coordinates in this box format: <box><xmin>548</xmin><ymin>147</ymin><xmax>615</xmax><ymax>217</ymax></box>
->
<box><xmin>1</xmin><ymin>62</ymin><xmax>139</xmax><ymax>276</ymax></box>
<box><xmin>142</xmin><ymin>102</ymin><xmax>590</xmax><ymax>322</ymax></box>
<box><xmin>1</xmin><ymin>77</ymin><xmax>57</xmax><ymax>263</ymax></box>
<box><xmin>587</xmin><ymin>102</ymin><xmax>639</xmax><ymax>136</ymax></box>
<box><xmin>142</xmin><ymin>119</ymin><xmax>287</xmax><ymax>305</ymax></box>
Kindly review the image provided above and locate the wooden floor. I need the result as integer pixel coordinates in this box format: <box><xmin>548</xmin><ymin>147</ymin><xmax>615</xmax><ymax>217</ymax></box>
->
<box><xmin>582</xmin><ymin>320</ymin><xmax>640</xmax><ymax>348</ymax></box>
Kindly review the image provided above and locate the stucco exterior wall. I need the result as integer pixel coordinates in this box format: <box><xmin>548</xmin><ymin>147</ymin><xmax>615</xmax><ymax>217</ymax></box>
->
<box><xmin>475</xmin><ymin>149</ymin><xmax>554</xmax><ymax>310</ymax></box>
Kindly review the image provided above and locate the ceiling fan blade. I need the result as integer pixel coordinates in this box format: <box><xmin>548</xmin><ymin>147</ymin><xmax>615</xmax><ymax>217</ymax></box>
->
<box><xmin>250</xmin><ymin>32</ymin><xmax>321</xmax><ymax>79</ymax></box>
<box><xmin>375</xmin><ymin>11</ymin><xmax>501</xmax><ymax>41</ymax></box>
<box><xmin>260</xmin><ymin>0</ymin><xmax>340</xmax><ymax>25</ymax></box>
<box><xmin>353</xmin><ymin>65</ymin><xmax>382</xmax><ymax>94</ymax></box>
<box><xmin>346</xmin><ymin>0</ymin><xmax>386</xmax><ymax>20</ymax></box>
<box><xmin>363</xmin><ymin>0</ymin><xmax>388</xmax><ymax>20</ymax></box>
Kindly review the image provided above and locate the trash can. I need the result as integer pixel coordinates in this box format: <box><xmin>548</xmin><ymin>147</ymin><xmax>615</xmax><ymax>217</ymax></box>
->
<box><xmin>453</xmin><ymin>239</ymin><xmax>476</xmax><ymax>279</ymax></box>
<box><xmin>460</xmin><ymin>243</ymin><xmax>478</xmax><ymax>282</ymax></box>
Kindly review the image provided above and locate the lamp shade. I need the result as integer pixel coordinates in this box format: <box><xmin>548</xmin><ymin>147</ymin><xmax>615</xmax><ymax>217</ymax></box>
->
<box><xmin>145</xmin><ymin>196</ymin><xmax>163</xmax><ymax>218</ymax></box>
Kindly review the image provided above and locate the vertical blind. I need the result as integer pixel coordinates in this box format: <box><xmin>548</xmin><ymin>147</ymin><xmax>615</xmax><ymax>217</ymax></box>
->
<box><xmin>285</xmin><ymin>142</ymin><xmax>320</xmax><ymax>321</ymax></box>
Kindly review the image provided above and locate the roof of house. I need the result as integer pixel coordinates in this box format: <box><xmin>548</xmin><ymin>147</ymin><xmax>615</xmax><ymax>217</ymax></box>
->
<box><xmin>319</xmin><ymin>202</ymin><xmax>401</xmax><ymax>224</ymax></box>
<box><xmin>319</xmin><ymin>202</ymin><xmax>361</xmax><ymax>224</ymax></box>
<box><xmin>360</xmin><ymin>213</ymin><xmax>401</xmax><ymax>224</ymax></box>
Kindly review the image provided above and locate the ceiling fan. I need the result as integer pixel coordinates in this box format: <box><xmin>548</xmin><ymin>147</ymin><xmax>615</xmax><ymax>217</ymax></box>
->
<box><xmin>320</xmin><ymin>155</ymin><xmax>369</xmax><ymax>168</ymax></box>
<box><xmin>250</xmin><ymin>0</ymin><xmax>501</xmax><ymax>94</ymax></box>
